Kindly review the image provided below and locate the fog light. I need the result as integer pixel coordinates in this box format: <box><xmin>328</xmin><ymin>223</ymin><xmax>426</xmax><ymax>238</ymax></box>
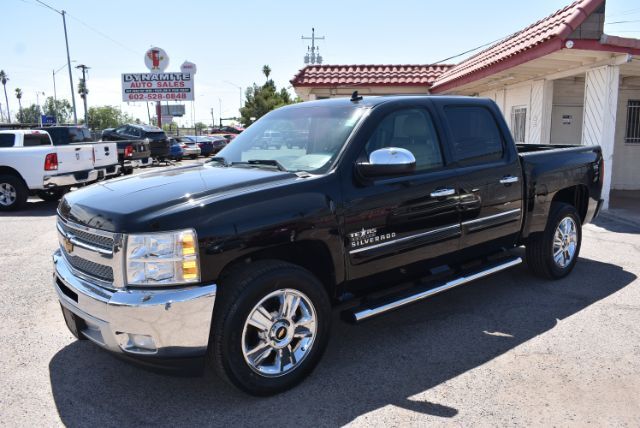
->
<box><xmin>130</xmin><ymin>334</ymin><xmax>156</xmax><ymax>350</ymax></box>
<box><xmin>117</xmin><ymin>332</ymin><xmax>157</xmax><ymax>353</ymax></box>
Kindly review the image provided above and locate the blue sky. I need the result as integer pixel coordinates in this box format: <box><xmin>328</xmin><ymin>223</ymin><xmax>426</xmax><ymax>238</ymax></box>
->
<box><xmin>2</xmin><ymin>0</ymin><xmax>639</xmax><ymax>125</ymax></box>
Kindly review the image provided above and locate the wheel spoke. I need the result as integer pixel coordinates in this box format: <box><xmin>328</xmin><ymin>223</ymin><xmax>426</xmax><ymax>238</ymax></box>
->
<box><xmin>293</xmin><ymin>324</ymin><xmax>313</xmax><ymax>339</ymax></box>
<box><xmin>280</xmin><ymin>344</ymin><xmax>296</xmax><ymax>369</ymax></box>
<box><xmin>279</xmin><ymin>292</ymin><xmax>300</xmax><ymax>320</ymax></box>
<box><xmin>246</xmin><ymin>341</ymin><xmax>273</xmax><ymax>367</ymax></box>
<box><xmin>247</xmin><ymin>305</ymin><xmax>274</xmax><ymax>332</ymax></box>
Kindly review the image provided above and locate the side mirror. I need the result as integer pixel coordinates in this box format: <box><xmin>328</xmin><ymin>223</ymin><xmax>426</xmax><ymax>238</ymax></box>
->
<box><xmin>356</xmin><ymin>147</ymin><xmax>416</xmax><ymax>178</ymax></box>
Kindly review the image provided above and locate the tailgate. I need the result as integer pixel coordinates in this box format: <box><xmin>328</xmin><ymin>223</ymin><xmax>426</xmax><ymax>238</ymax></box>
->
<box><xmin>92</xmin><ymin>142</ymin><xmax>118</xmax><ymax>167</ymax></box>
<box><xmin>56</xmin><ymin>146</ymin><xmax>94</xmax><ymax>173</ymax></box>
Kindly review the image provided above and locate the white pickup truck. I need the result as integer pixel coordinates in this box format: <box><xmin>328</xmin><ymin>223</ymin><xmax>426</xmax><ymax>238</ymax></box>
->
<box><xmin>37</xmin><ymin>126</ymin><xmax>120</xmax><ymax>179</ymax></box>
<box><xmin>0</xmin><ymin>130</ymin><xmax>98</xmax><ymax>210</ymax></box>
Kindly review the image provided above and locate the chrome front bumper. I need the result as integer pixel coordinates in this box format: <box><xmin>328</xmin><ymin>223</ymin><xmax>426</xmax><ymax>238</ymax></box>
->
<box><xmin>44</xmin><ymin>169</ymin><xmax>99</xmax><ymax>188</ymax></box>
<box><xmin>53</xmin><ymin>249</ymin><xmax>217</xmax><ymax>358</ymax></box>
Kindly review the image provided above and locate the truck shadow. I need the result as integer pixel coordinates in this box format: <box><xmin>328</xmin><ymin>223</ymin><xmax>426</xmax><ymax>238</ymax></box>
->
<box><xmin>48</xmin><ymin>256</ymin><xmax>635</xmax><ymax>427</ymax></box>
<box><xmin>0</xmin><ymin>198</ymin><xmax>59</xmax><ymax>218</ymax></box>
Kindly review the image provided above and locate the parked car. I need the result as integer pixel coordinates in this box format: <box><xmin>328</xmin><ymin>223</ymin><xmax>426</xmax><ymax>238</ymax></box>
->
<box><xmin>183</xmin><ymin>135</ymin><xmax>222</xmax><ymax>157</ymax></box>
<box><xmin>37</xmin><ymin>125</ymin><xmax>120</xmax><ymax>179</ymax></box>
<box><xmin>0</xmin><ymin>130</ymin><xmax>97</xmax><ymax>209</ymax></box>
<box><xmin>177</xmin><ymin>137</ymin><xmax>202</xmax><ymax>159</ymax></box>
<box><xmin>210</xmin><ymin>126</ymin><xmax>243</xmax><ymax>134</ymax></box>
<box><xmin>53</xmin><ymin>96</ymin><xmax>603</xmax><ymax>396</ymax></box>
<box><xmin>209</xmin><ymin>133</ymin><xmax>236</xmax><ymax>145</ymax></box>
<box><xmin>113</xmin><ymin>139</ymin><xmax>152</xmax><ymax>174</ymax></box>
<box><xmin>168</xmin><ymin>138</ymin><xmax>184</xmax><ymax>161</ymax></box>
<box><xmin>102</xmin><ymin>124</ymin><xmax>170</xmax><ymax>161</ymax></box>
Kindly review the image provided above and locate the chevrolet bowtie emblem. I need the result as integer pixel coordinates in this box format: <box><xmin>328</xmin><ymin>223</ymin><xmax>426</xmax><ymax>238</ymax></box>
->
<box><xmin>63</xmin><ymin>236</ymin><xmax>74</xmax><ymax>253</ymax></box>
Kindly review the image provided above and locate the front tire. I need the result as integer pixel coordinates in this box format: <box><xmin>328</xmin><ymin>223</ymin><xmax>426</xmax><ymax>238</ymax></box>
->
<box><xmin>526</xmin><ymin>202</ymin><xmax>582</xmax><ymax>279</ymax></box>
<box><xmin>209</xmin><ymin>260</ymin><xmax>331</xmax><ymax>396</ymax></box>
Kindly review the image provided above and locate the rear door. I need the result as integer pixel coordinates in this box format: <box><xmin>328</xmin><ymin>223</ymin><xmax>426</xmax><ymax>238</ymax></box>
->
<box><xmin>341</xmin><ymin>103</ymin><xmax>461</xmax><ymax>281</ymax></box>
<box><xmin>437</xmin><ymin>103</ymin><xmax>523</xmax><ymax>250</ymax></box>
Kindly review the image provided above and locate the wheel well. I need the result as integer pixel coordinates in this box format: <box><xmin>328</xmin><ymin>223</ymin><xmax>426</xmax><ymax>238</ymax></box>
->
<box><xmin>0</xmin><ymin>166</ymin><xmax>27</xmax><ymax>187</ymax></box>
<box><xmin>552</xmin><ymin>185</ymin><xmax>588</xmax><ymax>222</ymax></box>
<box><xmin>219</xmin><ymin>240</ymin><xmax>337</xmax><ymax>297</ymax></box>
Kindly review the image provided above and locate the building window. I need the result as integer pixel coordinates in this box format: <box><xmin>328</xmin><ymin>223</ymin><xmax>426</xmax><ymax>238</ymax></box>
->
<box><xmin>625</xmin><ymin>100</ymin><xmax>640</xmax><ymax>144</ymax></box>
<box><xmin>511</xmin><ymin>106</ymin><xmax>527</xmax><ymax>143</ymax></box>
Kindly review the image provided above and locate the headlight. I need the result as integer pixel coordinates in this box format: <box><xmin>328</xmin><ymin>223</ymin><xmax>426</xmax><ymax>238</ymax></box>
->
<box><xmin>125</xmin><ymin>229</ymin><xmax>200</xmax><ymax>286</ymax></box>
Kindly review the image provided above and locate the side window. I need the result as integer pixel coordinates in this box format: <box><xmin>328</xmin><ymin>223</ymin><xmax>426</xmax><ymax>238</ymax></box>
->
<box><xmin>115</xmin><ymin>126</ymin><xmax>127</xmax><ymax>135</ymax></box>
<box><xmin>0</xmin><ymin>134</ymin><xmax>15</xmax><ymax>147</ymax></box>
<box><xmin>444</xmin><ymin>106</ymin><xmax>504</xmax><ymax>165</ymax></box>
<box><xmin>364</xmin><ymin>108</ymin><xmax>444</xmax><ymax>172</ymax></box>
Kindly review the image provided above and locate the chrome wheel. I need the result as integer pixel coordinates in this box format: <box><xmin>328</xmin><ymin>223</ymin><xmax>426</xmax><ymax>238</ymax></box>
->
<box><xmin>0</xmin><ymin>183</ymin><xmax>17</xmax><ymax>207</ymax></box>
<box><xmin>241</xmin><ymin>288</ymin><xmax>317</xmax><ymax>378</ymax></box>
<box><xmin>553</xmin><ymin>216</ymin><xmax>578</xmax><ymax>268</ymax></box>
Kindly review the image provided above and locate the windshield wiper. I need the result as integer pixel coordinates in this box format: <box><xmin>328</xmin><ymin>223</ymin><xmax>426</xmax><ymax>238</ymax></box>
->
<box><xmin>231</xmin><ymin>159</ymin><xmax>288</xmax><ymax>172</ymax></box>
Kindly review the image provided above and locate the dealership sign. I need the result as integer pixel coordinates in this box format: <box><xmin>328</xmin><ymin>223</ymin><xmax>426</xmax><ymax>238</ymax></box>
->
<box><xmin>121</xmin><ymin>73</ymin><xmax>194</xmax><ymax>101</ymax></box>
<box><xmin>145</xmin><ymin>47</ymin><xmax>169</xmax><ymax>73</ymax></box>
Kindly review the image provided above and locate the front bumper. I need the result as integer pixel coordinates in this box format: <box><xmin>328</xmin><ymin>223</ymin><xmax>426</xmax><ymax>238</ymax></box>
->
<box><xmin>53</xmin><ymin>249</ymin><xmax>217</xmax><ymax>359</ymax></box>
<box><xmin>44</xmin><ymin>169</ymin><xmax>99</xmax><ymax>188</ymax></box>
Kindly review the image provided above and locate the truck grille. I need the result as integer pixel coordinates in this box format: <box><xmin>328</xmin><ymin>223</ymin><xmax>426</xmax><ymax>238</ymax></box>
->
<box><xmin>63</xmin><ymin>251</ymin><xmax>114</xmax><ymax>282</ymax></box>
<box><xmin>57</xmin><ymin>220</ymin><xmax>114</xmax><ymax>250</ymax></box>
<box><xmin>57</xmin><ymin>216</ymin><xmax>122</xmax><ymax>288</ymax></box>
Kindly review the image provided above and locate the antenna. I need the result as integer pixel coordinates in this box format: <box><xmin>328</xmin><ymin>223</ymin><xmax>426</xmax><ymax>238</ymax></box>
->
<box><xmin>351</xmin><ymin>91</ymin><xmax>363</xmax><ymax>102</ymax></box>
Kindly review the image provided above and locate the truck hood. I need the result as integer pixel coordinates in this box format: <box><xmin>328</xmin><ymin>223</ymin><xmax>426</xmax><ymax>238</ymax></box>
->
<box><xmin>59</xmin><ymin>163</ymin><xmax>298</xmax><ymax>232</ymax></box>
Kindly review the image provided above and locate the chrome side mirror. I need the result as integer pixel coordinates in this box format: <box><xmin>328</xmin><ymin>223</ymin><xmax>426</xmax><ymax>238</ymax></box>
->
<box><xmin>356</xmin><ymin>147</ymin><xmax>416</xmax><ymax>178</ymax></box>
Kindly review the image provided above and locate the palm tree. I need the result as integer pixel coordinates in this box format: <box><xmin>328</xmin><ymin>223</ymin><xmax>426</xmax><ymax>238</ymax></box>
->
<box><xmin>14</xmin><ymin>88</ymin><xmax>22</xmax><ymax>123</ymax></box>
<box><xmin>0</xmin><ymin>70</ymin><xmax>10</xmax><ymax>123</ymax></box>
<box><xmin>262</xmin><ymin>65</ymin><xmax>271</xmax><ymax>80</ymax></box>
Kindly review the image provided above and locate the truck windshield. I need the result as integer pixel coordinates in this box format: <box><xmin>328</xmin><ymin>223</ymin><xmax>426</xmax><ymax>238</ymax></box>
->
<box><xmin>215</xmin><ymin>105</ymin><xmax>366</xmax><ymax>173</ymax></box>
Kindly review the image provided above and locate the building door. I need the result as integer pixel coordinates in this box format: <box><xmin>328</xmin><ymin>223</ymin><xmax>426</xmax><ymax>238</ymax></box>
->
<box><xmin>550</xmin><ymin>106</ymin><xmax>583</xmax><ymax>145</ymax></box>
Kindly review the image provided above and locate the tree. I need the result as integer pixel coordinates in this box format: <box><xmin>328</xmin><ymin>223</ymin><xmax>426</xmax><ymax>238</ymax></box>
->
<box><xmin>85</xmin><ymin>105</ymin><xmax>134</xmax><ymax>130</ymax></box>
<box><xmin>17</xmin><ymin>104</ymin><xmax>41</xmax><ymax>124</ymax></box>
<box><xmin>239</xmin><ymin>65</ymin><xmax>295</xmax><ymax>127</ymax></box>
<box><xmin>43</xmin><ymin>97</ymin><xmax>72</xmax><ymax>123</ymax></box>
<box><xmin>0</xmin><ymin>70</ymin><xmax>10</xmax><ymax>122</ymax></box>
<box><xmin>194</xmin><ymin>122</ymin><xmax>207</xmax><ymax>132</ymax></box>
<box><xmin>14</xmin><ymin>88</ymin><xmax>22</xmax><ymax>120</ymax></box>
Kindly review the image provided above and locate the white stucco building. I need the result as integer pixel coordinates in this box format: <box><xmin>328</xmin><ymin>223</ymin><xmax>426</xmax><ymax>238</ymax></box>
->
<box><xmin>291</xmin><ymin>0</ymin><xmax>640</xmax><ymax>208</ymax></box>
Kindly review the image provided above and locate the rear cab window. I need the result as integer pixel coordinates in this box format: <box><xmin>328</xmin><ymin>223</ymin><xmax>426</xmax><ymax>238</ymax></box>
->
<box><xmin>443</xmin><ymin>106</ymin><xmax>504</xmax><ymax>166</ymax></box>
<box><xmin>23</xmin><ymin>134</ymin><xmax>52</xmax><ymax>147</ymax></box>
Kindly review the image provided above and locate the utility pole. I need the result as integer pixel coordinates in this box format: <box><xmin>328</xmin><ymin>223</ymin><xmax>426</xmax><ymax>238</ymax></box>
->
<box><xmin>302</xmin><ymin>27</ymin><xmax>325</xmax><ymax>64</ymax></box>
<box><xmin>76</xmin><ymin>64</ymin><xmax>90</xmax><ymax>125</ymax></box>
<box><xmin>218</xmin><ymin>98</ymin><xmax>222</xmax><ymax>127</ymax></box>
<box><xmin>210</xmin><ymin>107</ymin><xmax>215</xmax><ymax>128</ymax></box>
<box><xmin>61</xmin><ymin>11</ymin><xmax>78</xmax><ymax>124</ymax></box>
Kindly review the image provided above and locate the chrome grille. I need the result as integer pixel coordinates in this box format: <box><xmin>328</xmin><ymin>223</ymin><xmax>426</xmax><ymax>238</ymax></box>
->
<box><xmin>57</xmin><ymin>216</ymin><xmax>122</xmax><ymax>289</ymax></box>
<box><xmin>63</xmin><ymin>251</ymin><xmax>114</xmax><ymax>282</ymax></box>
<box><xmin>57</xmin><ymin>220</ymin><xmax>114</xmax><ymax>250</ymax></box>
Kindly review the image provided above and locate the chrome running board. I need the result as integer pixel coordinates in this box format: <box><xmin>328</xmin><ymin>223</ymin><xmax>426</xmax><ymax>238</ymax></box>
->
<box><xmin>347</xmin><ymin>256</ymin><xmax>522</xmax><ymax>323</ymax></box>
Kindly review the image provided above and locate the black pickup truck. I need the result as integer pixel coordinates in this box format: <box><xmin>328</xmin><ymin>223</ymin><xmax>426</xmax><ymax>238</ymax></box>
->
<box><xmin>53</xmin><ymin>95</ymin><xmax>603</xmax><ymax>396</ymax></box>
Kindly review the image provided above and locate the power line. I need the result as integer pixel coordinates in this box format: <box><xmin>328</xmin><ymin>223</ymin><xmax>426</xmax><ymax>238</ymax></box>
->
<box><xmin>605</xmin><ymin>20</ymin><xmax>640</xmax><ymax>25</ymax></box>
<box><xmin>428</xmin><ymin>32</ymin><xmax>516</xmax><ymax>65</ymax></box>
<box><xmin>33</xmin><ymin>0</ymin><xmax>60</xmax><ymax>13</ymax></box>
<box><xmin>65</xmin><ymin>12</ymin><xmax>139</xmax><ymax>56</ymax></box>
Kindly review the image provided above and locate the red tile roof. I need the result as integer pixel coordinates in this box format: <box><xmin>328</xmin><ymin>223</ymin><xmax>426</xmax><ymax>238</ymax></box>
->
<box><xmin>290</xmin><ymin>64</ymin><xmax>454</xmax><ymax>87</ymax></box>
<box><xmin>432</xmin><ymin>0</ymin><xmax>604</xmax><ymax>91</ymax></box>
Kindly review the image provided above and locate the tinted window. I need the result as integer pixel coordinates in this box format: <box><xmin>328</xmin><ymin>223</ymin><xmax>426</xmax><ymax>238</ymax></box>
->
<box><xmin>145</xmin><ymin>131</ymin><xmax>167</xmax><ymax>140</ymax></box>
<box><xmin>0</xmin><ymin>134</ymin><xmax>15</xmax><ymax>147</ymax></box>
<box><xmin>68</xmin><ymin>127</ymin><xmax>92</xmax><ymax>142</ymax></box>
<box><xmin>23</xmin><ymin>134</ymin><xmax>51</xmax><ymax>146</ymax></box>
<box><xmin>364</xmin><ymin>108</ymin><xmax>443</xmax><ymax>171</ymax></box>
<box><xmin>444</xmin><ymin>106</ymin><xmax>504</xmax><ymax>165</ymax></box>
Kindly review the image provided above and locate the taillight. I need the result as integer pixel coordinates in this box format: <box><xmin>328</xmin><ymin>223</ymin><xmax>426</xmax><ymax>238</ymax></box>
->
<box><xmin>198</xmin><ymin>143</ymin><xmax>204</xmax><ymax>148</ymax></box>
<box><xmin>181</xmin><ymin>144</ymin><xmax>187</xmax><ymax>148</ymax></box>
<box><xmin>44</xmin><ymin>153</ymin><xmax>58</xmax><ymax>171</ymax></box>
<box><xmin>125</xmin><ymin>145</ymin><xmax>133</xmax><ymax>157</ymax></box>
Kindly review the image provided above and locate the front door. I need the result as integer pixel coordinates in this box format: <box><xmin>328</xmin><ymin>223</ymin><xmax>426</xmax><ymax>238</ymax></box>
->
<box><xmin>341</xmin><ymin>105</ymin><xmax>461</xmax><ymax>281</ymax></box>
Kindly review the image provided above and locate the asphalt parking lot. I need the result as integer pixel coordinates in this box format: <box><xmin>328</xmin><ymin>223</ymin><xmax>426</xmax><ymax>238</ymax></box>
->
<box><xmin>1</xmin><ymin>160</ymin><xmax>639</xmax><ymax>426</ymax></box>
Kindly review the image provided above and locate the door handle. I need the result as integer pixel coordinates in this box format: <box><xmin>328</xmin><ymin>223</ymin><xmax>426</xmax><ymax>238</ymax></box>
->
<box><xmin>430</xmin><ymin>188</ymin><xmax>455</xmax><ymax>198</ymax></box>
<box><xmin>499</xmin><ymin>176</ymin><xmax>519</xmax><ymax>184</ymax></box>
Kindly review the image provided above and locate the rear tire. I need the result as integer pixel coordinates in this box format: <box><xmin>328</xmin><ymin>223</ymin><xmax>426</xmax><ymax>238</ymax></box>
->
<box><xmin>36</xmin><ymin>187</ymin><xmax>68</xmax><ymax>202</ymax></box>
<box><xmin>526</xmin><ymin>202</ymin><xmax>582</xmax><ymax>279</ymax></box>
<box><xmin>209</xmin><ymin>260</ymin><xmax>331</xmax><ymax>396</ymax></box>
<box><xmin>0</xmin><ymin>175</ymin><xmax>28</xmax><ymax>211</ymax></box>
